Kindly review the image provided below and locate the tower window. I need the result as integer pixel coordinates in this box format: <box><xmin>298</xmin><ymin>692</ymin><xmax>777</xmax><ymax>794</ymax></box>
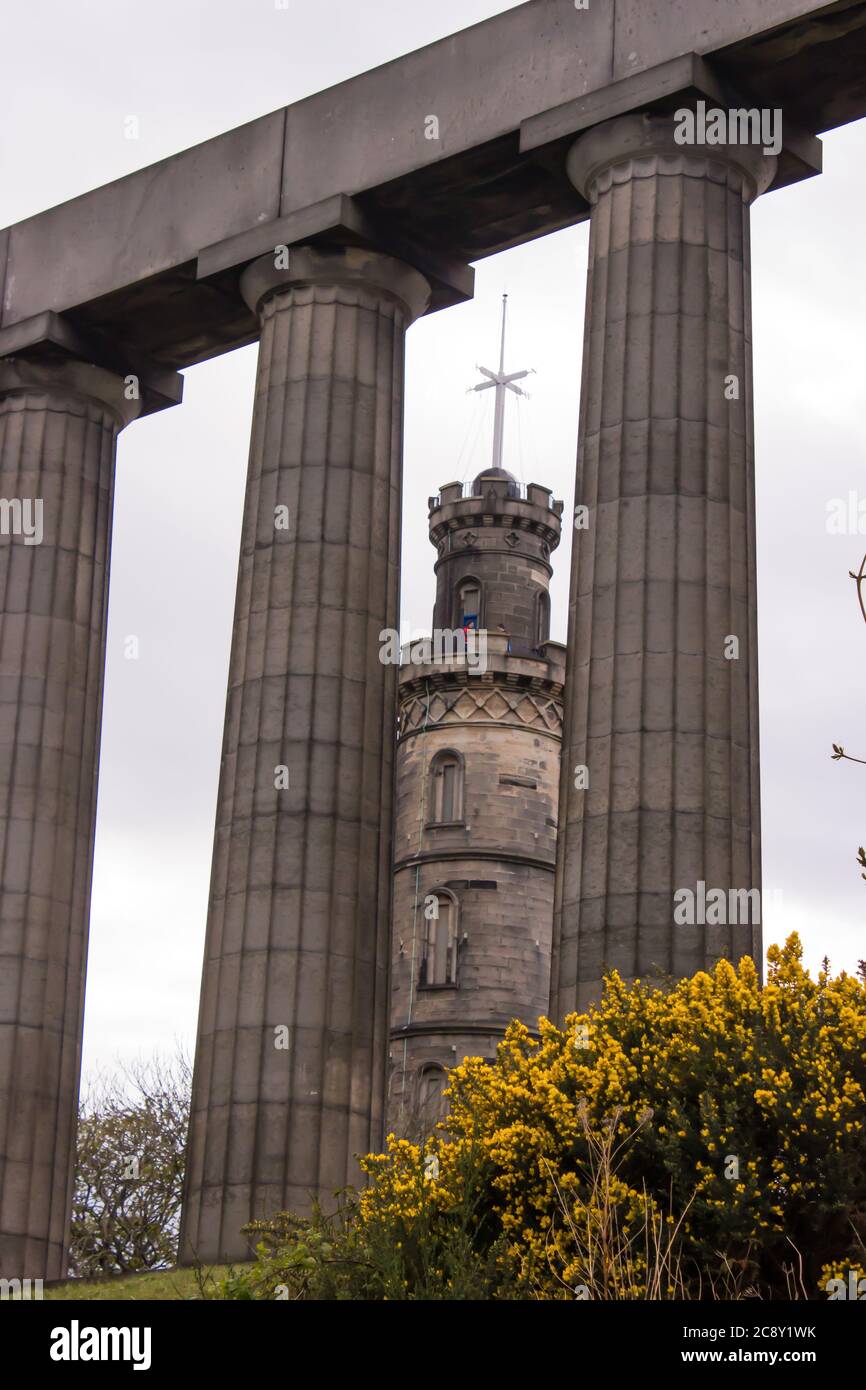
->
<box><xmin>430</xmin><ymin>750</ymin><xmax>464</xmax><ymax>824</ymax></box>
<box><xmin>455</xmin><ymin>578</ymin><xmax>481</xmax><ymax>631</ymax></box>
<box><xmin>536</xmin><ymin>590</ymin><xmax>550</xmax><ymax>647</ymax></box>
<box><xmin>418</xmin><ymin>1065</ymin><xmax>449</xmax><ymax>1125</ymax></box>
<box><xmin>422</xmin><ymin>890</ymin><xmax>458</xmax><ymax>986</ymax></box>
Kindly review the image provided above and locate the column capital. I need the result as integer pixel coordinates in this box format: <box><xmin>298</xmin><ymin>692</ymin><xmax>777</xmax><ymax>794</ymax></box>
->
<box><xmin>0</xmin><ymin>309</ymin><xmax>183</xmax><ymax>421</ymax></box>
<box><xmin>239</xmin><ymin>244</ymin><xmax>432</xmax><ymax>325</ymax></box>
<box><xmin>0</xmin><ymin>356</ymin><xmax>143</xmax><ymax>430</ymax></box>
<box><xmin>566</xmin><ymin>112</ymin><xmax>778</xmax><ymax>206</ymax></box>
<box><xmin>196</xmin><ymin>192</ymin><xmax>471</xmax><ymax>317</ymax></box>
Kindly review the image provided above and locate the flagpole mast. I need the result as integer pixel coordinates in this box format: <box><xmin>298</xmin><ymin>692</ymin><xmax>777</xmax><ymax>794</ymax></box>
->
<box><xmin>471</xmin><ymin>293</ymin><xmax>532</xmax><ymax>477</ymax></box>
<box><xmin>492</xmin><ymin>295</ymin><xmax>508</xmax><ymax>471</ymax></box>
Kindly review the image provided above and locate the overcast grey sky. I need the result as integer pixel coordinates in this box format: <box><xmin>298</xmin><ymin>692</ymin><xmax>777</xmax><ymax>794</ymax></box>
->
<box><xmin>1</xmin><ymin>0</ymin><xmax>864</xmax><ymax>1076</ymax></box>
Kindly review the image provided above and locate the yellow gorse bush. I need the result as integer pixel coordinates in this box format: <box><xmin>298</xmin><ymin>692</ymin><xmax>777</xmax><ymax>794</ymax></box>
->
<box><xmin>358</xmin><ymin>936</ymin><xmax>866</xmax><ymax>1298</ymax></box>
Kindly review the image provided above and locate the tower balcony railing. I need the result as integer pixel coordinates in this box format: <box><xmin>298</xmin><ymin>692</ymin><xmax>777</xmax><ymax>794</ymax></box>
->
<box><xmin>398</xmin><ymin>630</ymin><xmax>549</xmax><ymax>670</ymax></box>
<box><xmin>428</xmin><ymin>480</ymin><xmax>559</xmax><ymax>511</ymax></box>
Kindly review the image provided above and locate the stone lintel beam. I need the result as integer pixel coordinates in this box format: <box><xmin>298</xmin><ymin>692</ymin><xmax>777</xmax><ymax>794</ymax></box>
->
<box><xmin>3</xmin><ymin>1</ymin><xmax>861</xmax><ymax>369</ymax></box>
<box><xmin>0</xmin><ymin>311</ymin><xmax>183</xmax><ymax>418</ymax></box>
<box><xmin>197</xmin><ymin>193</ymin><xmax>474</xmax><ymax>316</ymax></box>
<box><xmin>521</xmin><ymin>51</ymin><xmax>822</xmax><ymax>193</ymax></box>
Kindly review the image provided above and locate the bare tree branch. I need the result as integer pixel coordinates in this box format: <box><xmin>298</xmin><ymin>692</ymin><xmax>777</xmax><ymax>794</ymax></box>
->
<box><xmin>848</xmin><ymin>553</ymin><xmax>866</xmax><ymax>629</ymax></box>
<box><xmin>69</xmin><ymin>1048</ymin><xmax>191</xmax><ymax>1278</ymax></box>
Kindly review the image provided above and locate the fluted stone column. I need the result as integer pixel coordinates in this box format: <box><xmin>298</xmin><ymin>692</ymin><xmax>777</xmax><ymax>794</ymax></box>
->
<box><xmin>181</xmin><ymin>246</ymin><xmax>430</xmax><ymax>1263</ymax></box>
<box><xmin>551</xmin><ymin>114</ymin><xmax>776</xmax><ymax>1015</ymax></box>
<box><xmin>0</xmin><ymin>359</ymin><xmax>139</xmax><ymax>1279</ymax></box>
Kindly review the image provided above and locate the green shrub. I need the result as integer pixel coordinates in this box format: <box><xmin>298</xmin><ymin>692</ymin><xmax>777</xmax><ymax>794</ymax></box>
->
<box><xmin>222</xmin><ymin>937</ymin><xmax>866</xmax><ymax>1300</ymax></box>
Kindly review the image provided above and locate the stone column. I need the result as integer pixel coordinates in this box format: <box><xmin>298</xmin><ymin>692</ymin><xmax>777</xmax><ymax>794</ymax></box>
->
<box><xmin>0</xmin><ymin>359</ymin><xmax>139</xmax><ymax>1280</ymax></box>
<box><xmin>181</xmin><ymin>246</ymin><xmax>430</xmax><ymax>1263</ymax></box>
<box><xmin>551</xmin><ymin>114</ymin><xmax>776</xmax><ymax>1015</ymax></box>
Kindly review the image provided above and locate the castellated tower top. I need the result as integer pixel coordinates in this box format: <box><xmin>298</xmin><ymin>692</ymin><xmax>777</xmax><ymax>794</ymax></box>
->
<box><xmin>423</xmin><ymin>294</ymin><xmax>565</xmax><ymax>654</ymax></box>
<box><xmin>427</xmin><ymin>468</ymin><xmax>564</xmax><ymax>656</ymax></box>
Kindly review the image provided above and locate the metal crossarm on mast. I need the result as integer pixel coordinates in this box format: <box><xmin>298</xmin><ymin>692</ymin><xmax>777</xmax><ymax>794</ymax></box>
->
<box><xmin>471</xmin><ymin>294</ymin><xmax>533</xmax><ymax>472</ymax></box>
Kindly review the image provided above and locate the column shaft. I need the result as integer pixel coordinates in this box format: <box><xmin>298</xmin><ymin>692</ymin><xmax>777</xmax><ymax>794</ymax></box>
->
<box><xmin>0</xmin><ymin>360</ymin><xmax>135</xmax><ymax>1279</ymax></box>
<box><xmin>181</xmin><ymin>247</ymin><xmax>429</xmax><ymax>1263</ymax></box>
<box><xmin>552</xmin><ymin>116</ymin><xmax>775</xmax><ymax>1015</ymax></box>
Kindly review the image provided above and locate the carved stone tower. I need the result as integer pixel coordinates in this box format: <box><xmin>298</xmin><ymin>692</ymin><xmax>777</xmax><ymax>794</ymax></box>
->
<box><xmin>387</xmin><ymin>462</ymin><xmax>564</xmax><ymax>1135</ymax></box>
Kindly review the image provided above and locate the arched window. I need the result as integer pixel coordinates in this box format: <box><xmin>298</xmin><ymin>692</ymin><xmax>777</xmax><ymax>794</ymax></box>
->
<box><xmin>418</xmin><ymin>1065</ymin><xmax>449</xmax><ymax>1125</ymax></box>
<box><xmin>422</xmin><ymin>889</ymin><xmax>458</xmax><ymax>986</ymax></box>
<box><xmin>454</xmin><ymin>577</ymin><xmax>482</xmax><ymax>632</ymax></box>
<box><xmin>536</xmin><ymin>590</ymin><xmax>550</xmax><ymax>647</ymax></box>
<box><xmin>429</xmin><ymin>750</ymin><xmax>464</xmax><ymax>824</ymax></box>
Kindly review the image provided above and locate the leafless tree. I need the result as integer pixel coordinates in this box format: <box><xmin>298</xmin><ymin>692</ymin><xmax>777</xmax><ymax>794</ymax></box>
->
<box><xmin>69</xmin><ymin>1050</ymin><xmax>191</xmax><ymax>1278</ymax></box>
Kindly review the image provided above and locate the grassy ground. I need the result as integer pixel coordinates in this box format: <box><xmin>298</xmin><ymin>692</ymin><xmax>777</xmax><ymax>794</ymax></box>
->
<box><xmin>43</xmin><ymin>1265</ymin><xmax>240</xmax><ymax>1301</ymax></box>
